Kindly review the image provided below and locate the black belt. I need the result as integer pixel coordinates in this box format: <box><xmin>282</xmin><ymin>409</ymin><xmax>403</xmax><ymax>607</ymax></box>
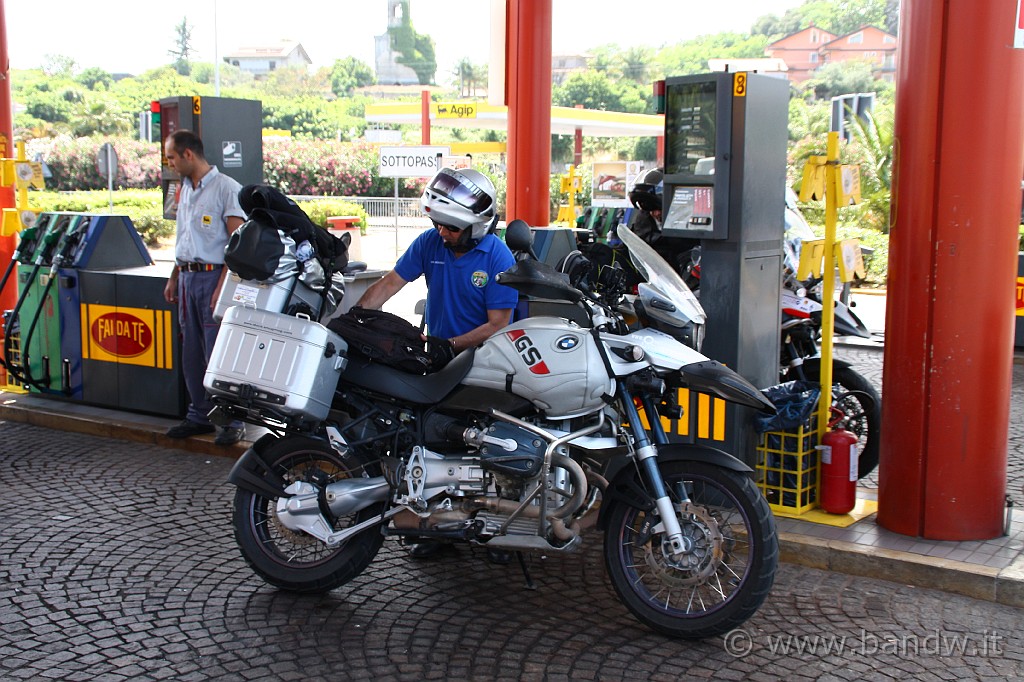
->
<box><xmin>177</xmin><ymin>262</ymin><xmax>222</xmax><ymax>272</ymax></box>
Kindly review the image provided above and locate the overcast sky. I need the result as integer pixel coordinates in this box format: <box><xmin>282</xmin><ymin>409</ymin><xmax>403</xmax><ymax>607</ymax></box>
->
<box><xmin>4</xmin><ymin>0</ymin><xmax>806</xmax><ymax>76</ymax></box>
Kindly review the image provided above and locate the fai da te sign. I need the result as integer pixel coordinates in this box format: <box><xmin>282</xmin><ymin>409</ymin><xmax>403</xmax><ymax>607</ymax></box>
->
<box><xmin>378</xmin><ymin>146</ymin><xmax>451</xmax><ymax>178</ymax></box>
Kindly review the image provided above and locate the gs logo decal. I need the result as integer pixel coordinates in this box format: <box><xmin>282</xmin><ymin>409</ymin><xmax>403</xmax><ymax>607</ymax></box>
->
<box><xmin>471</xmin><ymin>271</ymin><xmax>488</xmax><ymax>287</ymax></box>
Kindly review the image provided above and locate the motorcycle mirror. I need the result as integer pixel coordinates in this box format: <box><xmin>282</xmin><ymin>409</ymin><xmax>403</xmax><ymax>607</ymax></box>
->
<box><xmin>504</xmin><ymin>219</ymin><xmax>534</xmax><ymax>255</ymax></box>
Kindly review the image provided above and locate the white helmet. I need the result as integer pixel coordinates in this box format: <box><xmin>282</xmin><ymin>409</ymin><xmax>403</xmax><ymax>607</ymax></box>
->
<box><xmin>420</xmin><ymin>167</ymin><xmax>497</xmax><ymax>245</ymax></box>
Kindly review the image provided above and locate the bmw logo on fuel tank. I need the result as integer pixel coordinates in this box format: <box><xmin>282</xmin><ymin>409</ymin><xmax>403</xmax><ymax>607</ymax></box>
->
<box><xmin>555</xmin><ymin>334</ymin><xmax>580</xmax><ymax>351</ymax></box>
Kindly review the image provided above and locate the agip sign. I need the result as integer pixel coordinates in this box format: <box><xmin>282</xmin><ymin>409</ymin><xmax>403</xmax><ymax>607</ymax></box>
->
<box><xmin>378</xmin><ymin>146</ymin><xmax>450</xmax><ymax>178</ymax></box>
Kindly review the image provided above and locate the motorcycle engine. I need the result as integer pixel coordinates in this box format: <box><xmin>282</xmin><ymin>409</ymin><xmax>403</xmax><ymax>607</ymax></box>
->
<box><xmin>398</xmin><ymin>417</ymin><xmax>547</xmax><ymax>510</ymax></box>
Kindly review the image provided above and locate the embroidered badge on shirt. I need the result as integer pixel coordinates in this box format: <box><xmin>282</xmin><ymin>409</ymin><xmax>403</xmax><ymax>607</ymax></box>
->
<box><xmin>202</xmin><ymin>215</ymin><xmax>212</xmax><ymax>226</ymax></box>
<box><xmin>471</xmin><ymin>271</ymin><xmax>488</xmax><ymax>287</ymax></box>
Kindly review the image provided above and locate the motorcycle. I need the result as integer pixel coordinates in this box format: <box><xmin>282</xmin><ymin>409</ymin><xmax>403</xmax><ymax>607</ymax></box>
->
<box><xmin>663</xmin><ymin>195</ymin><xmax>881</xmax><ymax>479</ymax></box>
<box><xmin>217</xmin><ymin>223</ymin><xmax>779</xmax><ymax>639</ymax></box>
<box><xmin>780</xmin><ymin>200</ymin><xmax>882</xmax><ymax>479</ymax></box>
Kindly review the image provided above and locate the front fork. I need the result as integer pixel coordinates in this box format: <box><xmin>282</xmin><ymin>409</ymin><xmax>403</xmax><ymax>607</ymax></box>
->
<box><xmin>618</xmin><ymin>382</ymin><xmax>692</xmax><ymax>556</ymax></box>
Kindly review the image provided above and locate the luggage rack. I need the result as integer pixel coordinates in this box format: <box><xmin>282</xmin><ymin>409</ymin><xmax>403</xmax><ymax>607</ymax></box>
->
<box><xmin>209</xmin><ymin>396</ymin><xmax>323</xmax><ymax>437</ymax></box>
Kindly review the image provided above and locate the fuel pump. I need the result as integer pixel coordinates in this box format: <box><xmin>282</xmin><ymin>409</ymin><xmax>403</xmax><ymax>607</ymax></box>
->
<box><xmin>656</xmin><ymin>72</ymin><xmax>789</xmax><ymax>463</ymax></box>
<box><xmin>4</xmin><ymin>214</ymin><xmax>77</xmax><ymax>392</ymax></box>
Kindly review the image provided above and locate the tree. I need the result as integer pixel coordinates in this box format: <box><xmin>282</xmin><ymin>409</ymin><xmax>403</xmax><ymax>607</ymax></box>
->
<box><xmin>168</xmin><ymin>17</ymin><xmax>194</xmax><ymax>76</ymax></box>
<box><xmin>329</xmin><ymin>57</ymin><xmax>376</xmax><ymax>97</ymax></box>
<box><xmin>618</xmin><ymin>47</ymin><xmax>653</xmax><ymax>84</ymax></box>
<box><xmin>258</xmin><ymin>66</ymin><xmax>329</xmax><ymax>98</ymax></box>
<box><xmin>802</xmin><ymin>60</ymin><xmax>879</xmax><ymax>100</ymax></box>
<box><xmin>42</xmin><ymin>54</ymin><xmax>76</xmax><ymax>78</ymax></box>
<box><xmin>752</xmin><ymin>0</ymin><xmax>895</xmax><ymax>40</ymax></box>
<box><xmin>846</xmin><ymin>105</ymin><xmax>895</xmax><ymax>232</ymax></box>
<box><xmin>76</xmin><ymin>67</ymin><xmax>113</xmax><ymax>91</ymax></box>
<box><xmin>553</xmin><ymin>71</ymin><xmax>622</xmax><ymax>111</ymax></box>
<box><xmin>656</xmin><ymin>33</ymin><xmax>768</xmax><ymax>78</ymax></box>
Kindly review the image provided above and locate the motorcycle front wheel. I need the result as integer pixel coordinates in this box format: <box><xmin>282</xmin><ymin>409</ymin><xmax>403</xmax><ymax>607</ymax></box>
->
<box><xmin>603</xmin><ymin>461</ymin><xmax>778</xmax><ymax>639</ymax></box>
<box><xmin>233</xmin><ymin>436</ymin><xmax>386</xmax><ymax>594</ymax></box>
<box><xmin>802</xmin><ymin>364</ymin><xmax>881</xmax><ymax>479</ymax></box>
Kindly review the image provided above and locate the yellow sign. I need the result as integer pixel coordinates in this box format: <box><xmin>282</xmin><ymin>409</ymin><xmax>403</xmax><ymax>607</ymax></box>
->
<box><xmin>836</xmin><ymin>165</ymin><xmax>862</xmax><ymax>205</ymax></box>
<box><xmin>192</xmin><ymin>96</ymin><xmax>202</xmax><ymax>115</ymax></box>
<box><xmin>733</xmin><ymin>72</ymin><xmax>747</xmax><ymax>97</ymax></box>
<box><xmin>435</xmin><ymin>102</ymin><xmax>477</xmax><ymax>119</ymax></box>
<box><xmin>799</xmin><ymin>156</ymin><xmax>827</xmax><ymax>201</ymax></box>
<box><xmin>797</xmin><ymin>238</ymin><xmax>826</xmax><ymax>280</ymax></box>
<box><xmin>1017</xmin><ymin>277</ymin><xmax>1024</xmax><ymax>316</ymax></box>
<box><xmin>81</xmin><ymin>304</ymin><xmax>175</xmax><ymax>369</ymax></box>
<box><xmin>15</xmin><ymin>162</ymin><xmax>45</xmax><ymax>190</ymax></box>
<box><xmin>835</xmin><ymin>239</ymin><xmax>866</xmax><ymax>282</ymax></box>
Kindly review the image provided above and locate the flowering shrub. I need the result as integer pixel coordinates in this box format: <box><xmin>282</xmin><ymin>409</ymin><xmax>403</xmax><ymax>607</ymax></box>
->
<box><xmin>263</xmin><ymin>138</ymin><xmax>382</xmax><ymax>197</ymax></box>
<box><xmin>26</xmin><ymin>136</ymin><xmax>160</xmax><ymax>191</ymax></box>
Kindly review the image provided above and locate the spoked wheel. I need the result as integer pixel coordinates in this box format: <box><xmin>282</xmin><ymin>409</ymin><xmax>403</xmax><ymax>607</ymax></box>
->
<box><xmin>803</xmin><ymin>365</ymin><xmax>881</xmax><ymax>479</ymax></box>
<box><xmin>233</xmin><ymin>436</ymin><xmax>386</xmax><ymax>593</ymax></box>
<box><xmin>603</xmin><ymin>461</ymin><xmax>778</xmax><ymax>639</ymax></box>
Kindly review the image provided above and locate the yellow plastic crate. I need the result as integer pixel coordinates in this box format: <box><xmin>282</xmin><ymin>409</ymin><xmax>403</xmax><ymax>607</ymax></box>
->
<box><xmin>1</xmin><ymin>331</ymin><xmax>28</xmax><ymax>394</ymax></box>
<box><xmin>756</xmin><ymin>423</ymin><xmax>818</xmax><ymax>516</ymax></box>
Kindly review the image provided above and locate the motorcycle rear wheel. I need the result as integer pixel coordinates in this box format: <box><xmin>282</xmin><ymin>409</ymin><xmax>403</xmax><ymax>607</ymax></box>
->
<box><xmin>802</xmin><ymin>365</ymin><xmax>881</xmax><ymax>479</ymax></box>
<box><xmin>603</xmin><ymin>461</ymin><xmax>778</xmax><ymax>639</ymax></box>
<box><xmin>233</xmin><ymin>436</ymin><xmax>386</xmax><ymax>593</ymax></box>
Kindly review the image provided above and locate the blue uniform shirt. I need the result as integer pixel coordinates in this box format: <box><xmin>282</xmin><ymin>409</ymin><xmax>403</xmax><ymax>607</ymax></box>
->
<box><xmin>395</xmin><ymin>230</ymin><xmax>517</xmax><ymax>339</ymax></box>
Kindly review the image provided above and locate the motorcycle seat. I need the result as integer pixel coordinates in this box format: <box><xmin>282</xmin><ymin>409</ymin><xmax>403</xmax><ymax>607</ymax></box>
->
<box><xmin>338</xmin><ymin>347</ymin><xmax>477</xmax><ymax>404</ymax></box>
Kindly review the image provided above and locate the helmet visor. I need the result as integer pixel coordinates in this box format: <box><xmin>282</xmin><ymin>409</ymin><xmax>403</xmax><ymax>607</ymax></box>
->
<box><xmin>428</xmin><ymin>169</ymin><xmax>493</xmax><ymax>214</ymax></box>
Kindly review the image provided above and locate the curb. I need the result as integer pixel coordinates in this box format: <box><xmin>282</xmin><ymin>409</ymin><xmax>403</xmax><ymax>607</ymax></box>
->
<box><xmin>779</xmin><ymin>531</ymin><xmax>1024</xmax><ymax>608</ymax></box>
<box><xmin>0</xmin><ymin>394</ymin><xmax>246</xmax><ymax>460</ymax></box>
<box><xmin>2</xmin><ymin>391</ymin><xmax>1023</xmax><ymax>608</ymax></box>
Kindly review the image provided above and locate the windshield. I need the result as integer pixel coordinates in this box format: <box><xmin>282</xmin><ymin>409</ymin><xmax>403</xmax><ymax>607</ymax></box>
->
<box><xmin>617</xmin><ymin>225</ymin><xmax>706</xmax><ymax>324</ymax></box>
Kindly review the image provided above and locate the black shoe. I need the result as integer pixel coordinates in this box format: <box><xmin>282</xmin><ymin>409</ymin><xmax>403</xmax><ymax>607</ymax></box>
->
<box><xmin>409</xmin><ymin>540</ymin><xmax>449</xmax><ymax>559</ymax></box>
<box><xmin>215</xmin><ymin>426</ymin><xmax>245</xmax><ymax>446</ymax></box>
<box><xmin>166</xmin><ymin>420</ymin><xmax>216</xmax><ymax>439</ymax></box>
<box><xmin>485</xmin><ymin>547</ymin><xmax>514</xmax><ymax>565</ymax></box>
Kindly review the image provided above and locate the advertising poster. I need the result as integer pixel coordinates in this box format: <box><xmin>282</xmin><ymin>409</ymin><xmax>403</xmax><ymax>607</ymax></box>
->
<box><xmin>592</xmin><ymin>161</ymin><xmax>643</xmax><ymax>207</ymax></box>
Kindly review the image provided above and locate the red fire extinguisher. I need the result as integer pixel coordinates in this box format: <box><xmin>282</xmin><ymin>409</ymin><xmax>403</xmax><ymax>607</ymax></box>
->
<box><xmin>819</xmin><ymin>426</ymin><xmax>858</xmax><ymax>514</ymax></box>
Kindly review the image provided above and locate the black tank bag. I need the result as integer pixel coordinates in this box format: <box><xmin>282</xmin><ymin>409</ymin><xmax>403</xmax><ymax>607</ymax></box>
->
<box><xmin>327</xmin><ymin>306</ymin><xmax>454</xmax><ymax>374</ymax></box>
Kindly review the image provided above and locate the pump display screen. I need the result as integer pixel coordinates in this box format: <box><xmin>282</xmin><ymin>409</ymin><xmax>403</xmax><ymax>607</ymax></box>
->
<box><xmin>664</xmin><ymin>80</ymin><xmax>717</xmax><ymax>176</ymax></box>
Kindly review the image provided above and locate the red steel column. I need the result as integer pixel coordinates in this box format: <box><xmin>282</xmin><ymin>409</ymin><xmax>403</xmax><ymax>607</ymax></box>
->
<box><xmin>421</xmin><ymin>90</ymin><xmax>431</xmax><ymax>145</ymax></box>
<box><xmin>505</xmin><ymin>0</ymin><xmax>552</xmax><ymax>226</ymax></box>
<box><xmin>0</xmin><ymin>0</ymin><xmax>17</xmax><ymax>312</ymax></box>
<box><xmin>878</xmin><ymin>0</ymin><xmax>1024</xmax><ymax>539</ymax></box>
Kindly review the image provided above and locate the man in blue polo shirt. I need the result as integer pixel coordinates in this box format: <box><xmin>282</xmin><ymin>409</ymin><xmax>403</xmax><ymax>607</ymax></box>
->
<box><xmin>356</xmin><ymin>167</ymin><xmax>517</xmax><ymax>563</ymax></box>
<box><xmin>356</xmin><ymin>167</ymin><xmax>517</xmax><ymax>355</ymax></box>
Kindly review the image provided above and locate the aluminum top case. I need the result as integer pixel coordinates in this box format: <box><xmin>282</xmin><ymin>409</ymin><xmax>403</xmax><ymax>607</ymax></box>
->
<box><xmin>204</xmin><ymin>306</ymin><xmax>348</xmax><ymax>426</ymax></box>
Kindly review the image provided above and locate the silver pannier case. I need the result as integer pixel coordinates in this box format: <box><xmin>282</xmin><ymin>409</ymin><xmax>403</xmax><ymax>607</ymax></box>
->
<box><xmin>204</xmin><ymin>307</ymin><xmax>348</xmax><ymax>425</ymax></box>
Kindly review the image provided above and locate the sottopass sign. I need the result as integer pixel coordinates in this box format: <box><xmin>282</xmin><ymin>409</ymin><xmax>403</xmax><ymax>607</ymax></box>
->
<box><xmin>378</xmin><ymin>146</ymin><xmax>451</xmax><ymax>178</ymax></box>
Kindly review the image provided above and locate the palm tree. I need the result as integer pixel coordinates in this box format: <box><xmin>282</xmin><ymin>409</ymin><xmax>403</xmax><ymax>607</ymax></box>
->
<box><xmin>847</xmin><ymin>107</ymin><xmax>895</xmax><ymax>233</ymax></box>
<box><xmin>453</xmin><ymin>58</ymin><xmax>474</xmax><ymax>97</ymax></box>
<box><xmin>619</xmin><ymin>47</ymin><xmax>653</xmax><ymax>83</ymax></box>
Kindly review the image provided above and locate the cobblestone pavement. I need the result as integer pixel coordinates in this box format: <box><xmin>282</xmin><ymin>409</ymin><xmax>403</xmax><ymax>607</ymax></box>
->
<box><xmin>835</xmin><ymin>345</ymin><xmax>1024</xmax><ymax>498</ymax></box>
<box><xmin>2</xmin><ymin>422</ymin><xmax>1022</xmax><ymax>681</ymax></box>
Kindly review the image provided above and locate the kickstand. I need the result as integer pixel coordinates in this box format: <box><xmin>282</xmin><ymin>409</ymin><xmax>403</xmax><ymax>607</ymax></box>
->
<box><xmin>516</xmin><ymin>551</ymin><xmax>536</xmax><ymax>590</ymax></box>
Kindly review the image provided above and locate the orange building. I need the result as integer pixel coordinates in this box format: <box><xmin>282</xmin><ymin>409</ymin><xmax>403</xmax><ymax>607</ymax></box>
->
<box><xmin>765</xmin><ymin>24</ymin><xmax>897</xmax><ymax>84</ymax></box>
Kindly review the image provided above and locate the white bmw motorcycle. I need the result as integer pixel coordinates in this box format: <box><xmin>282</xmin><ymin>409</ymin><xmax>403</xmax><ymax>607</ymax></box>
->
<box><xmin>221</xmin><ymin>223</ymin><xmax>779</xmax><ymax>639</ymax></box>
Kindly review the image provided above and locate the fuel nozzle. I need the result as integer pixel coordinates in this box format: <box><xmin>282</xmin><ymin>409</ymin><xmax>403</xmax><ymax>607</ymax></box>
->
<box><xmin>34</xmin><ymin>229</ymin><xmax>62</xmax><ymax>267</ymax></box>
<box><xmin>13</xmin><ymin>225</ymin><xmax>39</xmax><ymax>262</ymax></box>
<box><xmin>50</xmin><ymin>228</ymin><xmax>84</xmax><ymax>276</ymax></box>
